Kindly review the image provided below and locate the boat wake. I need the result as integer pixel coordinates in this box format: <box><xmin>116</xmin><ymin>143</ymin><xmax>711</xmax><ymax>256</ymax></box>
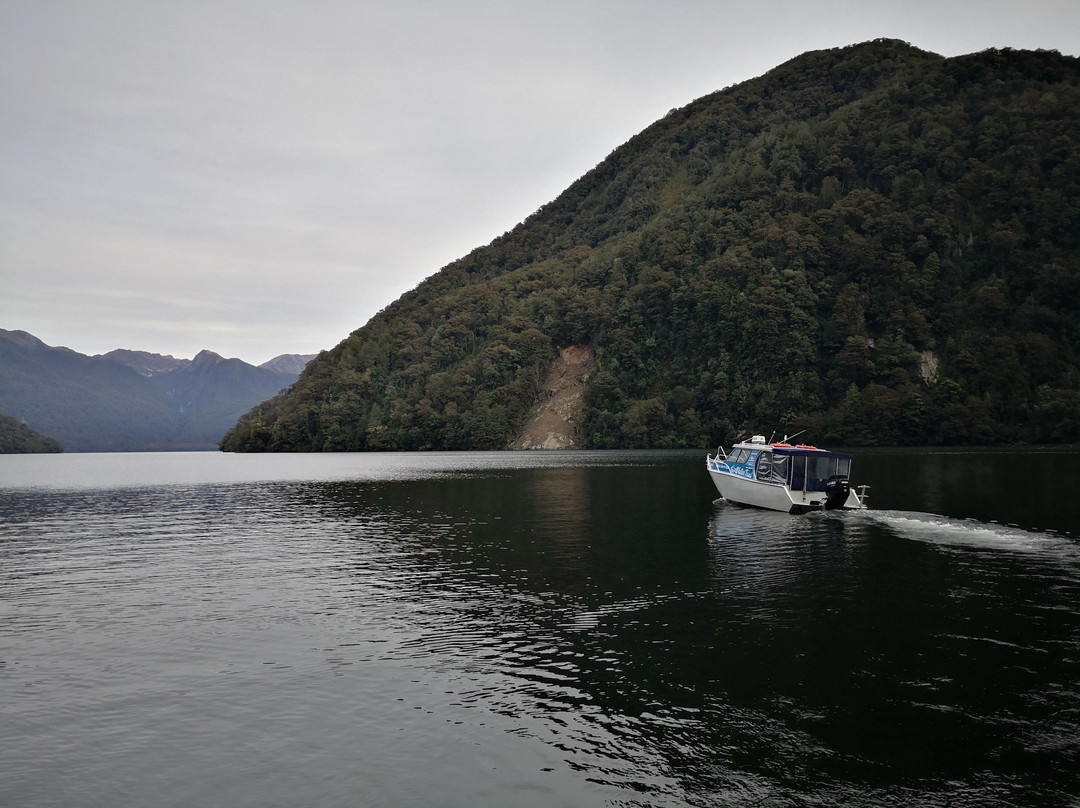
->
<box><xmin>850</xmin><ymin>509</ymin><xmax>1080</xmax><ymax>562</ymax></box>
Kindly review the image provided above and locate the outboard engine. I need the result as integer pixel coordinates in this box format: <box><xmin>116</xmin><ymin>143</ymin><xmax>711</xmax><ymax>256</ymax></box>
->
<box><xmin>824</xmin><ymin>475</ymin><xmax>851</xmax><ymax>509</ymax></box>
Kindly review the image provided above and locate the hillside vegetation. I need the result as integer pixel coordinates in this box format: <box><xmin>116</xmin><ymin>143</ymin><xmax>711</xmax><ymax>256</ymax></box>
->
<box><xmin>0</xmin><ymin>412</ymin><xmax>62</xmax><ymax>453</ymax></box>
<box><xmin>222</xmin><ymin>40</ymin><xmax>1080</xmax><ymax>452</ymax></box>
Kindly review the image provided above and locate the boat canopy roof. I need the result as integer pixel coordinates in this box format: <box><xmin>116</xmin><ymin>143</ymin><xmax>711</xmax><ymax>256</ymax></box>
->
<box><xmin>770</xmin><ymin>445</ymin><xmax>852</xmax><ymax>460</ymax></box>
<box><xmin>733</xmin><ymin>440</ymin><xmax>852</xmax><ymax>461</ymax></box>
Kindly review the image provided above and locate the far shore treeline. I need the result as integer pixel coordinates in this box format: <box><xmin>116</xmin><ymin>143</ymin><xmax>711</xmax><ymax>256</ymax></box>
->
<box><xmin>221</xmin><ymin>40</ymin><xmax>1080</xmax><ymax>452</ymax></box>
<box><xmin>0</xmin><ymin>413</ymin><xmax>62</xmax><ymax>454</ymax></box>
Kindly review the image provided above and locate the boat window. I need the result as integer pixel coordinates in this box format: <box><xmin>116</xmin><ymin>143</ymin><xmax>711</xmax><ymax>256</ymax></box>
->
<box><xmin>808</xmin><ymin>455</ymin><xmax>836</xmax><ymax>482</ymax></box>
<box><xmin>801</xmin><ymin>454</ymin><xmax>852</xmax><ymax>489</ymax></box>
<box><xmin>756</xmin><ymin>452</ymin><xmax>772</xmax><ymax>479</ymax></box>
<box><xmin>753</xmin><ymin>452</ymin><xmax>788</xmax><ymax>484</ymax></box>
<box><xmin>770</xmin><ymin>454</ymin><xmax>790</xmax><ymax>484</ymax></box>
<box><xmin>791</xmin><ymin>455</ymin><xmax>806</xmax><ymax>491</ymax></box>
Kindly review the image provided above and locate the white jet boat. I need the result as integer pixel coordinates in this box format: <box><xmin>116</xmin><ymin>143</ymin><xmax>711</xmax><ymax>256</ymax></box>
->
<box><xmin>706</xmin><ymin>434</ymin><xmax>869</xmax><ymax>513</ymax></box>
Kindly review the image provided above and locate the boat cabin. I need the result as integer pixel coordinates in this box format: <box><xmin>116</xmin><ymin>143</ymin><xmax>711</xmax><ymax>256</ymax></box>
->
<box><xmin>723</xmin><ymin>437</ymin><xmax>853</xmax><ymax>494</ymax></box>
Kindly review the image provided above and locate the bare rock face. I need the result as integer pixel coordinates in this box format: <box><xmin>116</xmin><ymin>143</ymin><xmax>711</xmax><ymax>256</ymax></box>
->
<box><xmin>260</xmin><ymin>354</ymin><xmax>317</xmax><ymax>375</ymax></box>
<box><xmin>512</xmin><ymin>345</ymin><xmax>598</xmax><ymax>450</ymax></box>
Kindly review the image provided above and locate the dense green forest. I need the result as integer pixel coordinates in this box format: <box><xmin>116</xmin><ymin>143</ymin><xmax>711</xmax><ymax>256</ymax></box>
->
<box><xmin>221</xmin><ymin>40</ymin><xmax>1080</xmax><ymax>452</ymax></box>
<box><xmin>0</xmin><ymin>412</ymin><xmax>62</xmax><ymax>453</ymax></box>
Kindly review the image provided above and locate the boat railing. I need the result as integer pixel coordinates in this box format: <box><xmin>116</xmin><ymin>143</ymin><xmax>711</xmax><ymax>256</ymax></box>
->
<box><xmin>707</xmin><ymin>445</ymin><xmax>727</xmax><ymax>464</ymax></box>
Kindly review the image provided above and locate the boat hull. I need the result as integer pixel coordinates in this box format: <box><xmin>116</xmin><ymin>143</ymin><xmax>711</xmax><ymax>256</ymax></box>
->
<box><xmin>707</xmin><ymin>461</ymin><xmax>864</xmax><ymax>513</ymax></box>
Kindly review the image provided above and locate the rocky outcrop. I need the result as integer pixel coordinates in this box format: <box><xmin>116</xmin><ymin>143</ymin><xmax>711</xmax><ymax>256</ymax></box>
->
<box><xmin>511</xmin><ymin>346</ymin><xmax>598</xmax><ymax>449</ymax></box>
<box><xmin>259</xmin><ymin>353</ymin><xmax>317</xmax><ymax>375</ymax></box>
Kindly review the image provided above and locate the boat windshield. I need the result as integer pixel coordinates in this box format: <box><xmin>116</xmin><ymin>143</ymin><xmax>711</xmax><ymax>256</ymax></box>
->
<box><xmin>726</xmin><ymin>448</ymin><xmax>753</xmax><ymax>465</ymax></box>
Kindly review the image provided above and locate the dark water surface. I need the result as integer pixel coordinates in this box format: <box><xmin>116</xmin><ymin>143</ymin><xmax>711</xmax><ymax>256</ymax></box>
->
<box><xmin>2</xmin><ymin>449</ymin><xmax>1078</xmax><ymax>807</ymax></box>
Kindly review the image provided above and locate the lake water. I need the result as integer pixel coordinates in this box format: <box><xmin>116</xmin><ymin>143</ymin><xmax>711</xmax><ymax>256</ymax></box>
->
<box><xmin>2</xmin><ymin>448</ymin><xmax>1078</xmax><ymax>807</ymax></box>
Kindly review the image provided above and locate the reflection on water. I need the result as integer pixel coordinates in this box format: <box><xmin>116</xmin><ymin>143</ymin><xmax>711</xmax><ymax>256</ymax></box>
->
<box><xmin>1</xmin><ymin>450</ymin><xmax>1079</xmax><ymax>807</ymax></box>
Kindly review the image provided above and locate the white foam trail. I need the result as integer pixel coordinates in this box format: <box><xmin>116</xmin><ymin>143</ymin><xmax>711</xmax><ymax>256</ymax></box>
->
<box><xmin>851</xmin><ymin>512</ymin><xmax>1080</xmax><ymax>561</ymax></box>
<box><xmin>854</xmin><ymin>509</ymin><xmax>1080</xmax><ymax>562</ymax></box>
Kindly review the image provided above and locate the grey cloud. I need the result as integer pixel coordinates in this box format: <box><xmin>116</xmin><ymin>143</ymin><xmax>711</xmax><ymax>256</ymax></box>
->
<box><xmin>3</xmin><ymin>0</ymin><xmax>1077</xmax><ymax>363</ymax></box>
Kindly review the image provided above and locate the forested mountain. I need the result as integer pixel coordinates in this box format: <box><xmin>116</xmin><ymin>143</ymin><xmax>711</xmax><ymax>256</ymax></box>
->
<box><xmin>0</xmin><ymin>412</ymin><xmax>62</xmax><ymax>453</ymax></box>
<box><xmin>221</xmin><ymin>40</ymin><xmax>1080</xmax><ymax>452</ymax></box>
<box><xmin>0</xmin><ymin>330</ymin><xmax>303</xmax><ymax>451</ymax></box>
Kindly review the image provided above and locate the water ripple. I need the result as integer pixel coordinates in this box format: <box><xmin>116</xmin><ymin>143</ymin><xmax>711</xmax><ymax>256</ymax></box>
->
<box><xmin>2</xmin><ymin>453</ymin><xmax>1079</xmax><ymax>807</ymax></box>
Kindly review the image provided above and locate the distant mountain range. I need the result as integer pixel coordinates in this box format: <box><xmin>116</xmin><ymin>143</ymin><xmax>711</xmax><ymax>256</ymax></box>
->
<box><xmin>0</xmin><ymin>329</ymin><xmax>315</xmax><ymax>451</ymax></box>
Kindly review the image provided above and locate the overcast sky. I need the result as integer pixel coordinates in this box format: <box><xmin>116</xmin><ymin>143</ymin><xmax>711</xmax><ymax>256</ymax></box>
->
<box><xmin>2</xmin><ymin>0</ymin><xmax>1077</xmax><ymax>365</ymax></box>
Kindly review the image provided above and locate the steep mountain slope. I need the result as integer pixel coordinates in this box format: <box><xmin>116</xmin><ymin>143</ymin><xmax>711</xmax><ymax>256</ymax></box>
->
<box><xmin>222</xmin><ymin>41</ymin><xmax>1080</xmax><ymax>452</ymax></box>
<box><xmin>0</xmin><ymin>330</ymin><xmax>302</xmax><ymax>450</ymax></box>
<box><xmin>154</xmin><ymin>351</ymin><xmax>301</xmax><ymax>447</ymax></box>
